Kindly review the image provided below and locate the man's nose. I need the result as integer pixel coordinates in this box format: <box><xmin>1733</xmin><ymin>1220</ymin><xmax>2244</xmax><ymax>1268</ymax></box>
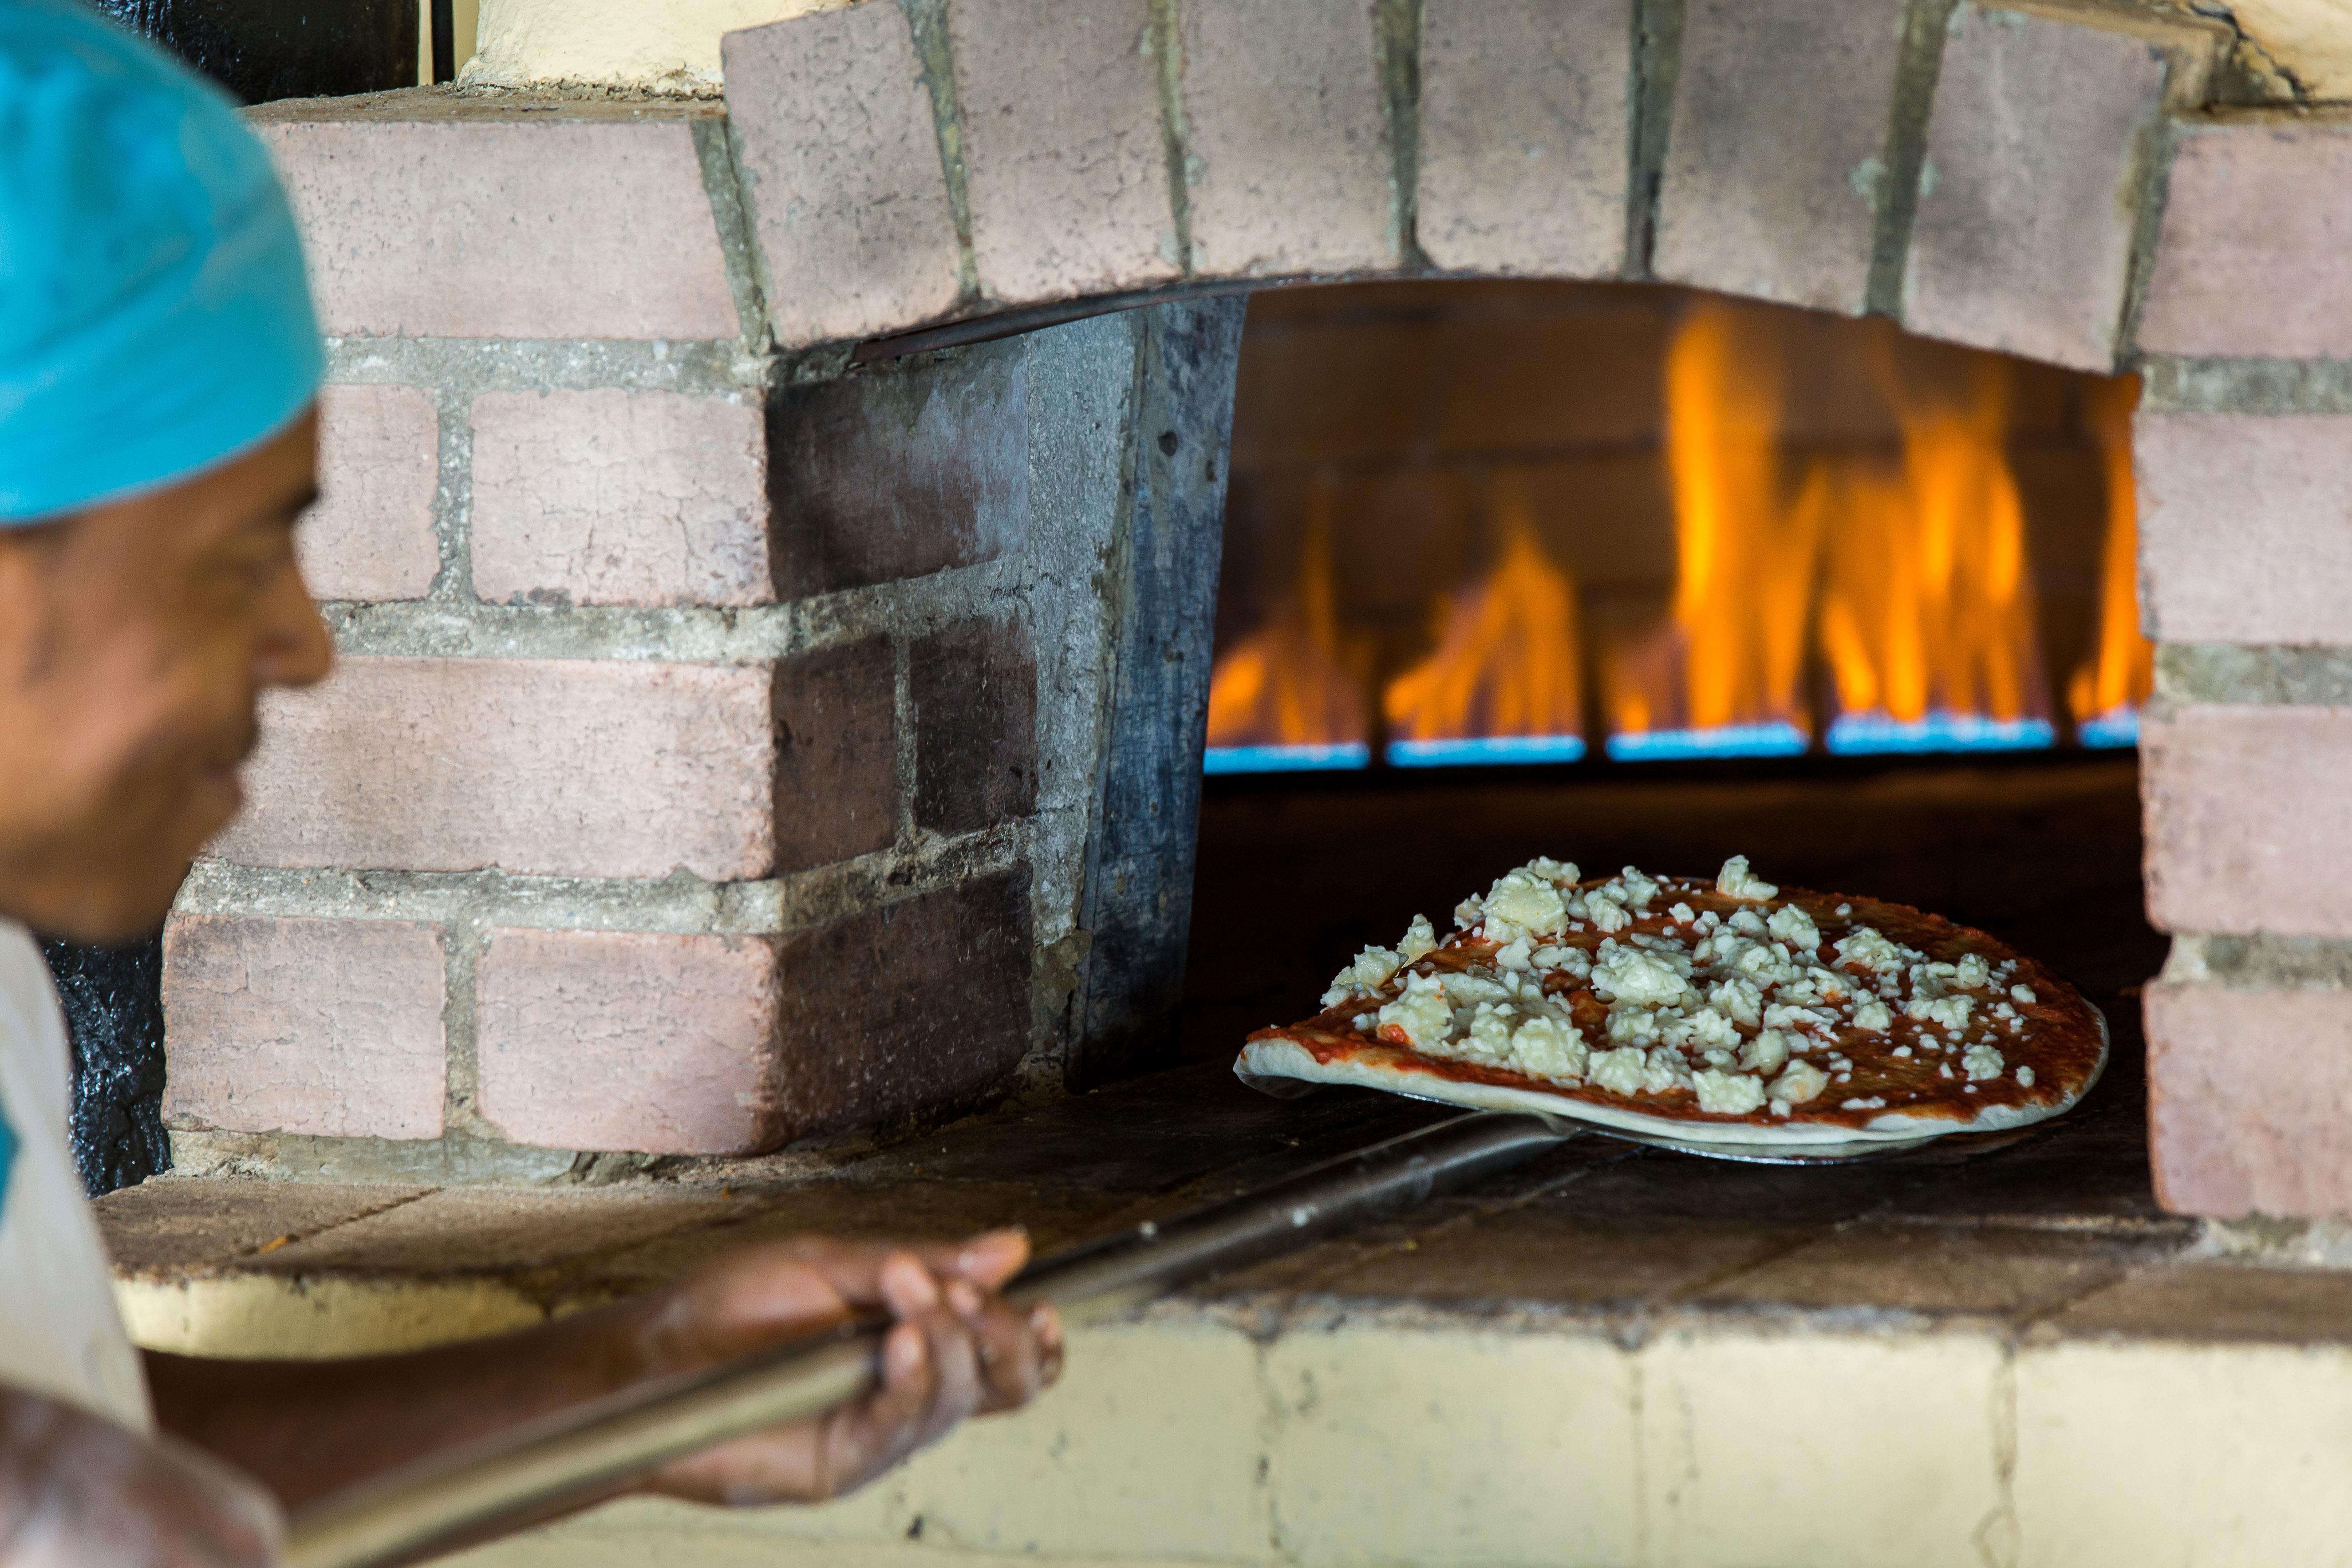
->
<box><xmin>256</xmin><ymin>556</ymin><xmax>334</xmax><ymax>690</ymax></box>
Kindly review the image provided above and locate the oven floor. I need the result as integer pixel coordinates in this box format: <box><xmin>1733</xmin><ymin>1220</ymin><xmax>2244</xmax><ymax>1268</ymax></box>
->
<box><xmin>103</xmin><ymin>1036</ymin><xmax>2352</xmax><ymax>1568</ymax></box>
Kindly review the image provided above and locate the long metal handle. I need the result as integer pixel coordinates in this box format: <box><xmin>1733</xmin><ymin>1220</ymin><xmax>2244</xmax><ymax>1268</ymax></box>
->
<box><xmin>284</xmin><ymin>1111</ymin><xmax>1575</xmax><ymax>1568</ymax></box>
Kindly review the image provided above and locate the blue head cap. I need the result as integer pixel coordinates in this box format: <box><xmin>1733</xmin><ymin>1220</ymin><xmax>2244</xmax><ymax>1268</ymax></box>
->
<box><xmin>0</xmin><ymin>0</ymin><xmax>323</xmax><ymax>524</ymax></box>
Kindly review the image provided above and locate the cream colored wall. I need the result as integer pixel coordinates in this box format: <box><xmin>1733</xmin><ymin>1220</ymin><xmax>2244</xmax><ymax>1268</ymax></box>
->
<box><xmin>464</xmin><ymin>0</ymin><xmax>850</xmax><ymax>93</ymax></box>
<box><xmin>418</xmin><ymin>0</ymin><xmax>484</xmax><ymax>85</ymax></box>
<box><xmin>465</xmin><ymin>0</ymin><xmax>2346</xmax><ymax>98</ymax></box>
<box><xmin>2231</xmin><ymin>0</ymin><xmax>2352</xmax><ymax>97</ymax></box>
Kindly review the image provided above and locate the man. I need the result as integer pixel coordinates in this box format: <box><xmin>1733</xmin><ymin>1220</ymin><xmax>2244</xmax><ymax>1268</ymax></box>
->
<box><xmin>0</xmin><ymin>3</ymin><xmax>1059</xmax><ymax>1561</ymax></box>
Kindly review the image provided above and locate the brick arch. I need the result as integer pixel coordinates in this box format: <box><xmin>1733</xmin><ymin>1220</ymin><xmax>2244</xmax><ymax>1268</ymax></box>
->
<box><xmin>722</xmin><ymin>0</ymin><xmax>2217</xmax><ymax>372</ymax></box>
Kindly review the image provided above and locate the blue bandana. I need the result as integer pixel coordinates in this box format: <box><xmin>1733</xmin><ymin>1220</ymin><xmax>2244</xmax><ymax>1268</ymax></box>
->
<box><xmin>0</xmin><ymin>0</ymin><xmax>323</xmax><ymax>523</ymax></box>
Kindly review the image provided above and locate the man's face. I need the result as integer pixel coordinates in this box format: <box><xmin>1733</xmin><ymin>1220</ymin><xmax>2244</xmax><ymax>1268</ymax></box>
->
<box><xmin>0</xmin><ymin>411</ymin><xmax>332</xmax><ymax>942</ymax></box>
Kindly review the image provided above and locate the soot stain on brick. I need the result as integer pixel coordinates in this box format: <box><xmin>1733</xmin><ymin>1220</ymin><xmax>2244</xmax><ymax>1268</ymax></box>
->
<box><xmin>39</xmin><ymin>937</ymin><xmax>170</xmax><ymax>1196</ymax></box>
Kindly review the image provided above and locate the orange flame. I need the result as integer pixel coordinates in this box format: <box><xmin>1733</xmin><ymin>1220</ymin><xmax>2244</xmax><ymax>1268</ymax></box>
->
<box><xmin>2068</xmin><ymin>375</ymin><xmax>2151</xmax><ymax>727</ymax></box>
<box><xmin>1612</xmin><ymin>301</ymin><xmax>2049</xmax><ymax>740</ymax></box>
<box><xmin>1610</xmin><ymin>300</ymin><xmax>1822</xmax><ymax>737</ymax></box>
<box><xmin>1814</xmin><ymin>354</ymin><xmax>2045</xmax><ymax>726</ymax></box>
<box><xmin>1204</xmin><ymin>486</ymin><xmax>1369</xmax><ymax>749</ymax></box>
<box><xmin>1383</xmin><ymin>494</ymin><xmax>1582</xmax><ymax>743</ymax></box>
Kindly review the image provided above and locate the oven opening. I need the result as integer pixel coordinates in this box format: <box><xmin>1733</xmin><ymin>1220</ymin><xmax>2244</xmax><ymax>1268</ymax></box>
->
<box><xmin>1184</xmin><ymin>280</ymin><xmax>2160</xmax><ymax>1074</ymax></box>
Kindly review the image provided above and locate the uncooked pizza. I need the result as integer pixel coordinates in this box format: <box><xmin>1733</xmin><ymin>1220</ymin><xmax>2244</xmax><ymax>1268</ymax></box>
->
<box><xmin>1235</xmin><ymin>857</ymin><xmax>2105</xmax><ymax>1144</ymax></box>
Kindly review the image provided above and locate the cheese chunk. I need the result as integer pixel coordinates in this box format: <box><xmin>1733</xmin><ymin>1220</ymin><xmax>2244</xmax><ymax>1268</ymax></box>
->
<box><xmin>1768</xmin><ymin>1059</ymin><xmax>1831</xmax><ymax>1105</ymax></box>
<box><xmin>1377</xmin><ymin>972</ymin><xmax>1454</xmax><ymax>1051</ymax></box>
<box><xmin>1694</xmin><ymin>1068</ymin><xmax>1767</xmax><ymax>1115</ymax></box>
<box><xmin>1717</xmin><ymin>855</ymin><xmax>1778</xmax><ymax>901</ymax></box>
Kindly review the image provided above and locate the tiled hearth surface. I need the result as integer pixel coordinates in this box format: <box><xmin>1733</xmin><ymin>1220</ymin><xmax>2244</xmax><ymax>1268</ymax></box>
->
<box><xmin>102</xmin><ymin>1039</ymin><xmax>2352</xmax><ymax>1568</ymax></box>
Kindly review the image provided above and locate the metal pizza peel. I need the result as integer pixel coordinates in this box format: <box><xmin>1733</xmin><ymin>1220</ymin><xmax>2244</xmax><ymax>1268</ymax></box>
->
<box><xmin>281</xmin><ymin>1007</ymin><xmax>2101</xmax><ymax>1568</ymax></box>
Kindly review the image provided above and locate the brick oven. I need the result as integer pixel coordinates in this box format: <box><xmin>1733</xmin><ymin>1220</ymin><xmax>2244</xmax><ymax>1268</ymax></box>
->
<box><xmin>152</xmin><ymin>0</ymin><xmax>2351</xmax><ymax>1220</ymax></box>
<box><xmin>100</xmin><ymin>2</ymin><xmax>2352</xmax><ymax>1560</ymax></box>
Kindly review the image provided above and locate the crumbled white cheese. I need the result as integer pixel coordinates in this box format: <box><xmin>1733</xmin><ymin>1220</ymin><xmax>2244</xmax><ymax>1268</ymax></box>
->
<box><xmin>1352</xmin><ymin>1013</ymin><xmax>1377</xmax><ymax>1031</ymax></box>
<box><xmin>1770</xmin><ymin>1098</ymin><xmax>1792</xmax><ymax>1117</ymax></box>
<box><xmin>1398</xmin><ymin>915</ymin><xmax>1437</xmax><ymax>962</ymax></box>
<box><xmin>1835</xmin><ymin>903</ymin><xmax>1853</xmax><ymax>916</ymax></box>
<box><xmin>1766</xmin><ymin>903</ymin><xmax>1820</xmax><ymax>951</ymax></box>
<box><xmin>1763</xmin><ymin>1003</ymin><xmax>1835</xmax><ymax>1033</ymax></box>
<box><xmin>1462</xmin><ymin>1002</ymin><xmax>1516</xmax><ymax>1063</ymax></box>
<box><xmin>2016</xmin><ymin>1065</ymin><xmax>2034</xmax><ymax>1088</ymax></box>
<box><xmin>1593</xmin><ymin>947</ymin><xmax>1685</xmax><ymax>1005</ymax></box>
<box><xmin>1688</xmin><ymin>1006</ymin><xmax>1741</xmax><ymax>1049</ymax></box>
<box><xmin>1322</xmin><ymin>944</ymin><xmax>1401</xmax><ymax>1007</ymax></box>
<box><xmin>1954</xmin><ymin>953</ymin><xmax>1992</xmax><ymax>990</ymax></box>
<box><xmin>1453</xmin><ymin>894</ymin><xmax>1484</xmax><ymax>931</ymax></box>
<box><xmin>1961</xmin><ymin>1044</ymin><xmax>2006</xmax><ymax>1081</ymax></box>
<box><xmin>2010</xmin><ymin>983</ymin><xmax>2036</xmax><ymax>1005</ymax></box>
<box><xmin>1521</xmin><ymin>856</ymin><xmax>1579</xmax><ymax>888</ymax></box>
<box><xmin>1584</xmin><ymin>892</ymin><xmax>1631</xmax><ymax>933</ymax></box>
<box><xmin>1642</xmin><ymin>1047</ymin><xmax>1692</xmax><ymax>1094</ymax></box>
<box><xmin>1717</xmin><ymin>854</ymin><xmax>1779</xmax><ymax>901</ymax></box>
<box><xmin>1669</xmin><ymin>901</ymin><xmax>1697</xmax><ymax>925</ymax></box>
<box><xmin>1740</xmin><ymin>1028</ymin><xmax>1792</xmax><ymax>1076</ymax></box>
<box><xmin>1508</xmin><ymin>1013</ymin><xmax>1587</xmax><ymax>1082</ymax></box>
<box><xmin>1769</xmin><ymin>1060</ymin><xmax>1831</xmax><ymax>1105</ymax></box>
<box><xmin>1606</xmin><ymin>1005</ymin><xmax>1665</xmax><ymax>1047</ymax></box>
<box><xmin>1728</xmin><ymin>908</ymin><xmax>1769</xmax><ymax>937</ymax></box>
<box><xmin>1694</xmin><ymin>1068</ymin><xmax>1767</xmax><ymax>1115</ymax></box>
<box><xmin>1377</xmin><ymin>972</ymin><xmax>1455</xmax><ymax>1051</ymax></box>
<box><xmin>1906</xmin><ymin>994</ymin><xmax>1974</xmax><ymax>1034</ymax></box>
<box><xmin>1807</xmin><ymin>966</ymin><xmax>1851</xmax><ymax>1003</ymax></box>
<box><xmin>1614</xmin><ymin>866</ymin><xmax>1661</xmax><ymax>909</ymax></box>
<box><xmin>1732</xmin><ymin>940</ymin><xmax>1800</xmax><ymax>987</ymax></box>
<box><xmin>1841</xmin><ymin>1097</ymin><xmax>1886</xmax><ymax>1110</ymax></box>
<box><xmin>1835</xmin><ymin>926</ymin><xmax>1910</xmax><ymax>974</ymax></box>
<box><xmin>1939</xmin><ymin>1062</ymin><xmax>1953</xmax><ymax>1078</ymax></box>
<box><xmin>1588</xmin><ymin>1046</ymin><xmax>1648</xmax><ymax>1096</ymax></box>
<box><xmin>1851</xmin><ymin>997</ymin><xmax>1893</xmax><ymax>1033</ymax></box>
<box><xmin>1441</xmin><ymin>970</ymin><xmax>1511</xmax><ymax>1005</ymax></box>
<box><xmin>1892</xmin><ymin>1045</ymin><xmax>1912</xmax><ymax>1058</ymax></box>
<box><xmin>1485</xmin><ymin>867</ymin><xmax>1569</xmax><ymax>940</ymax></box>
<box><xmin>1709</xmin><ymin>976</ymin><xmax>1764</xmax><ymax>1027</ymax></box>
<box><xmin>1494</xmin><ymin>936</ymin><xmax>1534</xmax><ymax>972</ymax></box>
<box><xmin>1530</xmin><ymin>943</ymin><xmax>1592</xmax><ymax>980</ymax></box>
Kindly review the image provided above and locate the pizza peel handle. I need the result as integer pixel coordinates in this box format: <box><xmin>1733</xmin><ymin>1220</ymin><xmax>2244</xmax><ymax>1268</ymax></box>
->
<box><xmin>280</xmin><ymin>1112</ymin><xmax>1578</xmax><ymax>1568</ymax></box>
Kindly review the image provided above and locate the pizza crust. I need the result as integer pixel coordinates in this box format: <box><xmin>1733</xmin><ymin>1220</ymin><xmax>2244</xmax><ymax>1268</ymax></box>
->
<box><xmin>1235</xmin><ymin>1027</ymin><xmax>2102</xmax><ymax>1145</ymax></box>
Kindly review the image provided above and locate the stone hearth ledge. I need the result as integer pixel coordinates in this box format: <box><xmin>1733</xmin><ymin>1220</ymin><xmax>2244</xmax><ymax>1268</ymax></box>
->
<box><xmin>98</xmin><ymin>1063</ymin><xmax>2352</xmax><ymax>1568</ymax></box>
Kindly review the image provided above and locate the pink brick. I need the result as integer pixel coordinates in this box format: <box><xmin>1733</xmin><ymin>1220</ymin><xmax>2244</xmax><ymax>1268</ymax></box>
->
<box><xmin>2137</xmin><ymin>121</ymin><xmax>2352</xmax><ymax>359</ymax></box>
<box><xmin>1654</xmin><ymin>0</ymin><xmax>1905</xmax><ymax>313</ymax></box>
<box><xmin>1904</xmin><ymin>4</ymin><xmax>2216</xmax><ymax>370</ymax></box>
<box><xmin>1178</xmin><ymin>0</ymin><xmax>1395</xmax><ymax>278</ymax></box>
<box><xmin>2144</xmin><ymin>704</ymin><xmax>2352</xmax><ymax>939</ymax></box>
<box><xmin>469</xmin><ymin>390</ymin><xmax>770</xmax><ymax>608</ymax></box>
<box><xmin>251</xmin><ymin>105</ymin><xmax>737</xmax><ymax>340</ymax></box>
<box><xmin>951</xmin><ymin>0</ymin><xmax>1180</xmax><ymax>304</ymax></box>
<box><xmin>2139</xmin><ymin>413</ymin><xmax>2352</xmax><ymax>646</ymax></box>
<box><xmin>304</xmin><ymin>384</ymin><xmax>441</xmax><ymax>601</ymax></box>
<box><xmin>722</xmin><ymin>7</ymin><xmax>962</xmax><ymax>347</ymax></box>
<box><xmin>161</xmin><ymin>915</ymin><xmax>446</xmax><ymax>1140</ymax></box>
<box><xmin>2147</xmin><ymin>982</ymin><xmax>2352</xmax><ymax>1217</ymax></box>
<box><xmin>1417</xmin><ymin>0</ymin><xmax>1630</xmax><ymax>278</ymax></box>
<box><xmin>475</xmin><ymin>929</ymin><xmax>783</xmax><ymax>1154</ymax></box>
<box><xmin>217</xmin><ymin>657</ymin><xmax>777</xmax><ymax>881</ymax></box>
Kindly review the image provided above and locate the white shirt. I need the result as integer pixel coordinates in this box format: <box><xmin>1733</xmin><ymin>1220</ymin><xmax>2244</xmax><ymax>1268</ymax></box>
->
<box><xmin>0</xmin><ymin>921</ymin><xmax>150</xmax><ymax>1430</ymax></box>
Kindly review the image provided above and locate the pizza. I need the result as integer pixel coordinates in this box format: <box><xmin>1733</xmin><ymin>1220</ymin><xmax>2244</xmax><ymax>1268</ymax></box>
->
<box><xmin>1234</xmin><ymin>856</ymin><xmax>2106</xmax><ymax>1145</ymax></box>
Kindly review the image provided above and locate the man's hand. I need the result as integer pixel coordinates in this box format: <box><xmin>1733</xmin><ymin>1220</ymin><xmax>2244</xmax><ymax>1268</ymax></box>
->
<box><xmin>0</xmin><ymin>1389</ymin><xmax>282</xmax><ymax>1567</ymax></box>
<box><xmin>147</xmin><ymin>1228</ymin><xmax>1064</xmax><ymax>1519</ymax></box>
<box><xmin>627</xmin><ymin>1230</ymin><xmax>1063</xmax><ymax>1504</ymax></box>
